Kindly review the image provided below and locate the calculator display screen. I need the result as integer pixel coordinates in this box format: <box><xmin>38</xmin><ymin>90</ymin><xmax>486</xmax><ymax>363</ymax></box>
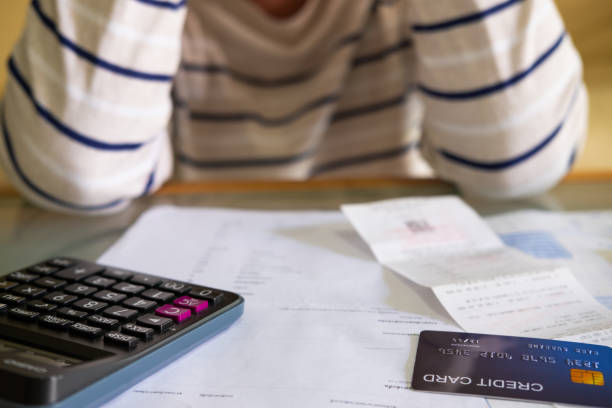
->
<box><xmin>0</xmin><ymin>339</ymin><xmax>83</xmax><ymax>367</ymax></box>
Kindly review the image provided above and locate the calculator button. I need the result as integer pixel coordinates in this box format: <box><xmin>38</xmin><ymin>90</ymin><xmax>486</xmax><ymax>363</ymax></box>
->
<box><xmin>83</xmin><ymin>276</ymin><xmax>116</xmax><ymax>288</ymax></box>
<box><xmin>47</xmin><ymin>257</ymin><xmax>76</xmax><ymax>268</ymax></box>
<box><xmin>0</xmin><ymin>281</ymin><xmax>19</xmax><ymax>290</ymax></box>
<box><xmin>44</xmin><ymin>292</ymin><xmax>77</xmax><ymax>305</ymax></box>
<box><xmin>88</xmin><ymin>314</ymin><xmax>119</xmax><ymax>330</ymax></box>
<box><xmin>103</xmin><ymin>306</ymin><xmax>138</xmax><ymax>321</ymax></box>
<box><xmin>0</xmin><ymin>303</ymin><xmax>6</xmax><ymax>314</ymax></box>
<box><xmin>141</xmin><ymin>289</ymin><xmax>174</xmax><ymax>302</ymax></box>
<box><xmin>12</xmin><ymin>285</ymin><xmax>46</xmax><ymax>298</ymax></box>
<box><xmin>64</xmin><ymin>283</ymin><xmax>97</xmax><ymax>296</ymax></box>
<box><xmin>0</xmin><ymin>293</ymin><xmax>26</xmax><ymax>305</ymax></box>
<box><xmin>158</xmin><ymin>281</ymin><xmax>191</xmax><ymax>294</ymax></box>
<box><xmin>155</xmin><ymin>304</ymin><xmax>191</xmax><ymax>323</ymax></box>
<box><xmin>136</xmin><ymin>314</ymin><xmax>173</xmax><ymax>333</ymax></box>
<box><xmin>69</xmin><ymin>322</ymin><xmax>103</xmax><ymax>338</ymax></box>
<box><xmin>130</xmin><ymin>275</ymin><xmax>161</xmax><ymax>287</ymax></box>
<box><xmin>39</xmin><ymin>314</ymin><xmax>74</xmax><ymax>330</ymax></box>
<box><xmin>121</xmin><ymin>323</ymin><xmax>154</xmax><ymax>341</ymax></box>
<box><xmin>102</xmin><ymin>268</ymin><xmax>133</xmax><ymax>281</ymax></box>
<box><xmin>8</xmin><ymin>271</ymin><xmax>39</xmax><ymax>283</ymax></box>
<box><xmin>123</xmin><ymin>297</ymin><xmax>157</xmax><ymax>311</ymax></box>
<box><xmin>189</xmin><ymin>288</ymin><xmax>224</xmax><ymax>305</ymax></box>
<box><xmin>8</xmin><ymin>307</ymin><xmax>39</xmax><ymax>321</ymax></box>
<box><xmin>57</xmin><ymin>307</ymin><xmax>88</xmax><ymax>320</ymax></box>
<box><xmin>28</xmin><ymin>264</ymin><xmax>59</xmax><ymax>275</ymax></box>
<box><xmin>27</xmin><ymin>300</ymin><xmax>57</xmax><ymax>313</ymax></box>
<box><xmin>93</xmin><ymin>290</ymin><xmax>127</xmax><ymax>304</ymax></box>
<box><xmin>112</xmin><ymin>282</ymin><xmax>145</xmax><ymax>295</ymax></box>
<box><xmin>55</xmin><ymin>264</ymin><xmax>103</xmax><ymax>281</ymax></box>
<box><xmin>73</xmin><ymin>299</ymin><xmax>108</xmax><ymax>312</ymax></box>
<box><xmin>34</xmin><ymin>277</ymin><xmax>66</xmax><ymax>289</ymax></box>
<box><xmin>104</xmin><ymin>332</ymin><xmax>140</xmax><ymax>350</ymax></box>
<box><xmin>174</xmin><ymin>296</ymin><xmax>209</xmax><ymax>313</ymax></box>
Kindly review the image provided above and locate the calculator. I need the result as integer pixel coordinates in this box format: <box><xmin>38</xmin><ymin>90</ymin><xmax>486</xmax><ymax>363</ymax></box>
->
<box><xmin>0</xmin><ymin>257</ymin><xmax>244</xmax><ymax>408</ymax></box>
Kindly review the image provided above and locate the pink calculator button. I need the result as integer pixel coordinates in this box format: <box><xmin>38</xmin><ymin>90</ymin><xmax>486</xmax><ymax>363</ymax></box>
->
<box><xmin>155</xmin><ymin>304</ymin><xmax>191</xmax><ymax>323</ymax></box>
<box><xmin>173</xmin><ymin>296</ymin><xmax>209</xmax><ymax>313</ymax></box>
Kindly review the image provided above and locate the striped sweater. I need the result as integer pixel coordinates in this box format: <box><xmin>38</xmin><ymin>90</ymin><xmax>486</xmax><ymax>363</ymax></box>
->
<box><xmin>0</xmin><ymin>0</ymin><xmax>587</xmax><ymax>213</ymax></box>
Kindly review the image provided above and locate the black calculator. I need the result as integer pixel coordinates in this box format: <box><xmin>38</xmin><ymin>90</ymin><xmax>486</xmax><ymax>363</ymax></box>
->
<box><xmin>0</xmin><ymin>257</ymin><xmax>244</xmax><ymax>408</ymax></box>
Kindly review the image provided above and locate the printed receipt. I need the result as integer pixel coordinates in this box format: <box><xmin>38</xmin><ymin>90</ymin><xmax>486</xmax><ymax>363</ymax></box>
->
<box><xmin>342</xmin><ymin>197</ymin><xmax>612</xmax><ymax>339</ymax></box>
<box><xmin>433</xmin><ymin>268</ymin><xmax>612</xmax><ymax>339</ymax></box>
<box><xmin>341</xmin><ymin>196</ymin><xmax>555</xmax><ymax>287</ymax></box>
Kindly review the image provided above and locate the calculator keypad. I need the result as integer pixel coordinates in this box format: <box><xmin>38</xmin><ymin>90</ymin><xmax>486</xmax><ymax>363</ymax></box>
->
<box><xmin>57</xmin><ymin>307</ymin><xmax>87</xmax><ymax>319</ymax></box>
<box><xmin>55</xmin><ymin>265</ymin><xmax>103</xmax><ymax>281</ymax></box>
<box><xmin>130</xmin><ymin>275</ymin><xmax>161</xmax><ymax>286</ymax></box>
<box><xmin>34</xmin><ymin>277</ymin><xmax>66</xmax><ymax>289</ymax></box>
<box><xmin>64</xmin><ymin>283</ymin><xmax>97</xmax><ymax>296</ymax></box>
<box><xmin>93</xmin><ymin>290</ymin><xmax>127</xmax><ymax>303</ymax></box>
<box><xmin>105</xmin><ymin>332</ymin><xmax>139</xmax><ymax>350</ymax></box>
<box><xmin>39</xmin><ymin>315</ymin><xmax>74</xmax><ymax>330</ymax></box>
<box><xmin>83</xmin><ymin>276</ymin><xmax>116</xmax><ymax>288</ymax></box>
<box><xmin>8</xmin><ymin>307</ymin><xmax>39</xmax><ymax>321</ymax></box>
<box><xmin>70</xmin><ymin>322</ymin><xmax>103</xmax><ymax>338</ymax></box>
<box><xmin>174</xmin><ymin>296</ymin><xmax>209</xmax><ymax>313</ymax></box>
<box><xmin>104</xmin><ymin>306</ymin><xmax>138</xmax><ymax>321</ymax></box>
<box><xmin>73</xmin><ymin>298</ymin><xmax>108</xmax><ymax>312</ymax></box>
<box><xmin>122</xmin><ymin>323</ymin><xmax>154</xmax><ymax>340</ymax></box>
<box><xmin>88</xmin><ymin>314</ymin><xmax>119</xmax><ymax>330</ymax></box>
<box><xmin>141</xmin><ymin>289</ymin><xmax>174</xmax><ymax>302</ymax></box>
<box><xmin>27</xmin><ymin>299</ymin><xmax>58</xmax><ymax>312</ymax></box>
<box><xmin>47</xmin><ymin>257</ymin><xmax>76</xmax><ymax>268</ymax></box>
<box><xmin>8</xmin><ymin>271</ymin><xmax>39</xmax><ymax>283</ymax></box>
<box><xmin>102</xmin><ymin>268</ymin><xmax>133</xmax><ymax>280</ymax></box>
<box><xmin>137</xmin><ymin>314</ymin><xmax>173</xmax><ymax>333</ymax></box>
<box><xmin>0</xmin><ymin>281</ymin><xmax>18</xmax><ymax>290</ymax></box>
<box><xmin>12</xmin><ymin>284</ymin><xmax>47</xmax><ymax>298</ymax></box>
<box><xmin>113</xmin><ymin>282</ymin><xmax>145</xmax><ymax>294</ymax></box>
<box><xmin>189</xmin><ymin>288</ymin><xmax>224</xmax><ymax>304</ymax></box>
<box><xmin>158</xmin><ymin>281</ymin><xmax>191</xmax><ymax>294</ymax></box>
<box><xmin>0</xmin><ymin>293</ymin><xmax>26</xmax><ymax>304</ymax></box>
<box><xmin>44</xmin><ymin>292</ymin><xmax>77</xmax><ymax>305</ymax></box>
<box><xmin>28</xmin><ymin>264</ymin><xmax>59</xmax><ymax>275</ymax></box>
<box><xmin>0</xmin><ymin>258</ymin><xmax>226</xmax><ymax>351</ymax></box>
<box><xmin>155</xmin><ymin>304</ymin><xmax>191</xmax><ymax>323</ymax></box>
<box><xmin>123</xmin><ymin>297</ymin><xmax>157</xmax><ymax>311</ymax></box>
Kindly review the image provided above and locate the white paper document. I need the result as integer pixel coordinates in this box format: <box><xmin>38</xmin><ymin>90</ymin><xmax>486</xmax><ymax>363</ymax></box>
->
<box><xmin>106</xmin><ymin>303</ymin><xmax>474</xmax><ymax>408</ymax></box>
<box><xmin>99</xmin><ymin>206</ymin><xmax>485</xmax><ymax>408</ymax></box>
<box><xmin>486</xmin><ymin>210</ymin><xmax>612</xmax><ymax>299</ymax></box>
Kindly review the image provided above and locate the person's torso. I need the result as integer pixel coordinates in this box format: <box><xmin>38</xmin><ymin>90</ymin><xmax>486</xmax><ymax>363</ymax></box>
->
<box><xmin>172</xmin><ymin>0</ymin><xmax>429</xmax><ymax>180</ymax></box>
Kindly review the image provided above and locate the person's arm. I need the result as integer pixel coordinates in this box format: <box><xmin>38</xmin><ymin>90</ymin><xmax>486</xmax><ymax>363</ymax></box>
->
<box><xmin>0</xmin><ymin>0</ymin><xmax>187</xmax><ymax>213</ymax></box>
<box><xmin>407</xmin><ymin>0</ymin><xmax>587</xmax><ymax>199</ymax></box>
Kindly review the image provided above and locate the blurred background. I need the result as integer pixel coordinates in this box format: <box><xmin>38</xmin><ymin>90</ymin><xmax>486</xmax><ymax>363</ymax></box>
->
<box><xmin>0</xmin><ymin>0</ymin><xmax>610</xmax><ymax>192</ymax></box>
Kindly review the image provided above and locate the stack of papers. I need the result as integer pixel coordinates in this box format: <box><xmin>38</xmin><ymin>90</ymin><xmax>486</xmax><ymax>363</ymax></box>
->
<box><xmin>98</xmin><ymin>197</ymin><xmax>612</xmax><ymax>407</ymax></box>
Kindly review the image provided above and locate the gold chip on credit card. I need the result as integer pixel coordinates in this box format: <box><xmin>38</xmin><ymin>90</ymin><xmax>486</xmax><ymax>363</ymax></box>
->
<box><xmin>571</xmin><ymin>369</ymin><xmax>605</xmax><ymax>386</ymax></box>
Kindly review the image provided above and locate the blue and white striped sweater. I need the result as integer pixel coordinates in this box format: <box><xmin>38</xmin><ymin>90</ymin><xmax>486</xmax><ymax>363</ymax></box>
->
<box><xmin>0</xmin><ymin>0</ymin><xmax>587</xmax><ymax>213</ymax></box>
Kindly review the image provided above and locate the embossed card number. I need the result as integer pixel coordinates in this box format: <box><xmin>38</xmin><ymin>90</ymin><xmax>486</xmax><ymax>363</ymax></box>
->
<box><xmin>412</xmin><ymin>330</ymin><xmax>612</xmax><ymax>407</ymax></box>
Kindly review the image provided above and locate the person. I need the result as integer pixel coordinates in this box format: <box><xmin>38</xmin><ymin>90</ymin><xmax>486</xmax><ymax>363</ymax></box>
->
<box><xmin>0</xmin><ymin>0</ymin><xmax>587</xmax><ymax>213</ymax></box>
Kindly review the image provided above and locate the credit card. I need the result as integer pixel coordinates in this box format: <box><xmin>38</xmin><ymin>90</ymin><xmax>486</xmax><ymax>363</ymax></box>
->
<box><xmin>412</xmin><ymin>330</ymin><xmax>612</xmax><ymax>407</ymax></box>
